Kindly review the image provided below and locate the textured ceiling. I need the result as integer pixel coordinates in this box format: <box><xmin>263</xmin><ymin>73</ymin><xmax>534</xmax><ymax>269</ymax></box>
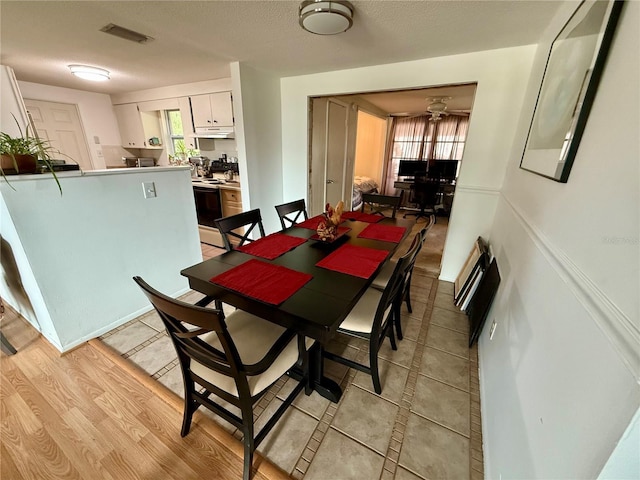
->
<box><xmin>0</xmin><ymin>1</ymin><xmax>563</xmax><ymax>95</ymax></box>
<box><xmin>341</xmin><ymin>83</ymin><xmax>478</xmax><ymax>115</ymax></box>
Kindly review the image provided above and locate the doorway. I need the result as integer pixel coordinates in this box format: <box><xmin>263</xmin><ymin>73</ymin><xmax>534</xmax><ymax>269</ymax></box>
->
<box><xmin>308</xmin><ymin>83</ymin><xmax>477</xmax><ymax>276</ymax></box>
<box><xmin>309</xmin><ymin>97</ymin><xmax>357</xmax><ymax>214</ymax></box>
<box><xmin>24</xmin><ymin>99</ymin><xmax>93</xmax><ymax>171</ymax></box>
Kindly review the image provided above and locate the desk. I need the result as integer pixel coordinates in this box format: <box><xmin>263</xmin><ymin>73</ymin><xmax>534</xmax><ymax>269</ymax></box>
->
<box><xmin>181</xmin><ymin>217</ymin><xmax>411</xmax><ymax>402</ymax></box>
<box><xmin>394</xmin><ymin>180</ymin><xmax>456</xmax><ymax>214</ymax></box>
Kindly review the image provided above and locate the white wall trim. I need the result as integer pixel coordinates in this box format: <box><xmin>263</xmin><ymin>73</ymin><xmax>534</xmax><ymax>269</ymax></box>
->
<box><xmin>501</xmin><ymin>193</ymin><xmax>640</xmax><ymax>382</ymax></box>
<box><xmin>455</xmin><ymin>185</ymin><xmax>501</xmax><ymax>195</ymax></box>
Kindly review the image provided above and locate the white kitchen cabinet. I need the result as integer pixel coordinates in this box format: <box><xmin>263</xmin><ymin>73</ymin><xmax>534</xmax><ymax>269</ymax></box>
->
<box><xmin>190</xmin><ymin>92</ymin><xmax>234</xmax><ymax>128</ymax></box>
<box><xmin>113</xmin><ymin>103</ymin><xmax>163</xmax><ymax>149</ymax></box>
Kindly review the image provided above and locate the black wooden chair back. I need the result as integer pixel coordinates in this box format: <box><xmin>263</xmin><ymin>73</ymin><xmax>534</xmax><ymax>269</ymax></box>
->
<box><xmin>215</xmin><ymin>208</ymin><xmax>266</xmax><ymax>251</ymax></box>
<box><xmin>399</xmin><ymin>216</ymin><xmax>435</xmax><ymax>311</ymax></box>
<box><xmin>361</xmin><ymin>192</ymin><xmax>403</xmax><ymax>219</ymax></box>
<box><xmin>133</xmin><ymin>276</ymin><xmax>308</xmax><ymax>480</ymax></box>
<box><xmin>275</xmin><ymin>199</ymin><xmax>308</xmax><ymax>230</ymax></box>
<box><xmin>324</xmin><ymin>231</ymin><xmax>421</xmax><ymax>394</ymax></box>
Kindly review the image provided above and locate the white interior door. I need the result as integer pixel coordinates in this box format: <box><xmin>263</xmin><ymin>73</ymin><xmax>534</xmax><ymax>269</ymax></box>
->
<box><xmin>310</xmin><ymin>98</ymin><xmax>357</xmax><ymax>214</ymax></box>
<box><xmin>325</xmin><ymin>100</ymin><xmax>348</xmax><ymax>207</ymax></box>
<box><xmin>24</xmin><ymin>99</ymin><xmax>93</xmax><ymax>170</ymax></box>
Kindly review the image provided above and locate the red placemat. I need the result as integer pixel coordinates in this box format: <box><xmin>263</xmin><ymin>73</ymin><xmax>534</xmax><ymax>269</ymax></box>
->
<box><xmin>210</xmin><ymin>259</ymin><xmax>312</xmax><ymax>305</ymax></box>
<box><xmin>357</xmin><ymin>223</ymin><xmax>407</xmax><ymax>243</ymax></box>
<box><xmin>316</xmin><ymin>244</ymin><xmax>388</xmax><ymax>279</ymax></box>
<box><xmin>342</xmin><ymin>211</ymin><xmax>383</xmax><ymax>223</ymax></box>
<box><xmin>295</xmin><ymin>215</ymin><xmax>326</xmax><ymax>230</ymax></box>
<box><xmin>236</xmin><ymin>233</ymin><xmax>307</xmax><ymax>260</ymax></box>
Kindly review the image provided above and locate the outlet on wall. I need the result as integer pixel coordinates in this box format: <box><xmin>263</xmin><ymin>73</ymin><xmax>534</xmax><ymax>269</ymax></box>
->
<box><xmin>142</xmin><ymin>182</ymin><xmax>156</xmax><ymax>199</ymax></box>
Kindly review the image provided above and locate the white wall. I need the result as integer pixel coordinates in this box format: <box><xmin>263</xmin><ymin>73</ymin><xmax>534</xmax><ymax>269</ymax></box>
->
<box><xmin>18</xmin><ymin>81</ymin><xmax>122</xmax><ymax>170</ymax></box>
<box><xmin>354</xmin><ymin>111</ymin><xmax>386</xmax><ymax>184</ymax></box>
<box><xmin>1</xmin><ymin>65</ymin><xmax>29</xmax><ymax>136</ymax></box>
<box><xmin>0</xmin><ymin>167</ymin><xmax>201</xmax><ymax>351</ymax></box>
<box><xmin>279</xmin><ymin>45</ymin><xmax>537</xmax><ymax>280</ymax></box>
<box><xmin>599</xmin><ymin>406</ymin><xmax>640</xmax><ymax>480</ymax></box>
<box><xmin>231</xmin><ymin>62</ymin><xmax>284</xmax><ymax>234</ymax></box>
<box><xmin>481</xmin><ymin>1</ymin><xmax>640</xmax><ymax>478</ymax></box>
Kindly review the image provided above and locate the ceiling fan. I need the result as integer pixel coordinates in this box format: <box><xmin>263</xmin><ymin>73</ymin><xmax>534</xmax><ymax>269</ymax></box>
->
<box><xmin>399</xmin><ymin>96</ymin><xmax>468</xmax><ymax>121</ymax></box>
<box><xmin>425</xmin><ymin>97</ymin><xmax>452</xmax><ymax>121</ymax></box>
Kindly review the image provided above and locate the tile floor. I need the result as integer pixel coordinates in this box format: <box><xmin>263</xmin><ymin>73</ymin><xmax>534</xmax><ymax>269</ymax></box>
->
<box><xmin>100</xmin><ymin>239</ymin><xmax>485</xmax><ymax>479</ymax></box>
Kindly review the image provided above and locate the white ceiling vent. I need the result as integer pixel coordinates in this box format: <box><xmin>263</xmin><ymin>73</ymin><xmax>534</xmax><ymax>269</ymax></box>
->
<box><xmin>100</xmin><ymin>23</ymin><xmax>154</xmax><ymax>44</ymax></box>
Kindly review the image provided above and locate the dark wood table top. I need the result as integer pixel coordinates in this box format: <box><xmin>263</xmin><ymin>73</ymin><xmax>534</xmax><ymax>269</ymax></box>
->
<box><xmin>181</xmin><ymin>217</ymin><xmax>412</xmax><ymax>344</ymax></box>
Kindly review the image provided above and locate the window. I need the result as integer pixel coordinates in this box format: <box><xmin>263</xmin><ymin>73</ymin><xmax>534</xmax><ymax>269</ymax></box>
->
<box><xmin>384</xmin><ymin>115</ymin><xmax>469</xmax><ymax>192</ymax></box>
<box><xmin>166</xmin><ymin>110</ymin><xmax>184</xmax><ymax>155</ymax></box>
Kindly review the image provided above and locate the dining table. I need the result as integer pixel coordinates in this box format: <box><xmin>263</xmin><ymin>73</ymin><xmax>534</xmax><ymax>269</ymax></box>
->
<box><xmin>181</xmin><ymin>214</ymin><xmax>412</xmax><ymax>403</ymax></box>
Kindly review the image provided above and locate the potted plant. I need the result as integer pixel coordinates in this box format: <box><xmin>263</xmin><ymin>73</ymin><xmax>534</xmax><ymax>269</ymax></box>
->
<box><xmin>0</xmin><ymin>115</ymin><xmax>62</xmax><ymax>193</ymax></box>
<box><xmin>168</xmin><ymin>139</ymin><xmax>199</xmax><ymax>166</ymax></box>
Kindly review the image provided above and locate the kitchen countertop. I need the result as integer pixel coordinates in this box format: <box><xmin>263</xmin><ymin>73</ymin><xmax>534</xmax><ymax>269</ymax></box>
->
<box><xmin>191</xmin><ymin>178</ymin><xmax>241</xmax><ymax>191</ymax></box>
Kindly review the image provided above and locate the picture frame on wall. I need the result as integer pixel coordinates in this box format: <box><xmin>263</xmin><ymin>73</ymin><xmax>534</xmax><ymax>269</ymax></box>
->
<box><xmin>519</xmin><ymin>0</ymin><xmax>623</xmax><ymax>183</ymax></box>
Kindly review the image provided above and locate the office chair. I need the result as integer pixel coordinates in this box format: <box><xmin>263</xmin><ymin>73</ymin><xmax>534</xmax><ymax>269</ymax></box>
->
<box><xmin>403</xmin><ymin>179</ymin><xmax>439</xmax><ymax>223</ymax></box>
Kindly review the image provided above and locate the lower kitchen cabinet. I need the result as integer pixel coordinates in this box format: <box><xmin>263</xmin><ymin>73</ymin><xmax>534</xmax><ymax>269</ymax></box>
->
<box><xmin>220</xmin><ymin>188</ymin><xmax>242</xmax><ymax>217</ymax></box>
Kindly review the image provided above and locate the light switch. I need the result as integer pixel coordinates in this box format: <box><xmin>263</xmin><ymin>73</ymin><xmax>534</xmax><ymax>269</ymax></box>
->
<box><xmin>142</xmin><ymin>182</ymin><xmax>156</xmax><ymax>198</ymax></box>
<box><xmin>94</xmin><ymin>135</ymin><xmax>100</xmax><ymax>144</ymax></box>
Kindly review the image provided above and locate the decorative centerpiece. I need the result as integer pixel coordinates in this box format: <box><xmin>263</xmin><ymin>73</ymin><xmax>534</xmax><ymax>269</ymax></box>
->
<box><xmin>316</xmin><ymin>200</ymin><xmax>344</xmax><ymax>242</ymax></box>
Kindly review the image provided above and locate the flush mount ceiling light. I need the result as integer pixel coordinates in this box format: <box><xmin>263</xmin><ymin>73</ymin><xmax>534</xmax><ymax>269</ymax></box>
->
<box><xmin>299</xmin><ymin>0</ymin><xmax>354</xmax><ymax>35</ymax></box>
<box><xmin>69</xmin><ymin>65</ymin><xmax>110</xmax><ymax>82</ymax></box>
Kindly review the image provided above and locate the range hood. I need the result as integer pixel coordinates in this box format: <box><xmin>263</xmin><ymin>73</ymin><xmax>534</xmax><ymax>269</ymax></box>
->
<box><xmin>191</xmin><ymin>126</ymin><xmax>235</xmax><ymax>139</ymax></box>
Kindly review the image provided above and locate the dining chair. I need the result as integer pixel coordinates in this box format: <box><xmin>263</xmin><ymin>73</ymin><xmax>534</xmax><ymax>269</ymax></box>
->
<box><xmin>361</xmin><ymin>192</ymin><xmax>404</xmax><ymax>219</ymax></box>
<box><xmin>371</xmin><ymin>215</ymin><xmax>434</xmax><ymax>339</ymax></box>
<box><xmin>323</xmin><ymin>231</ymin><xmax>422</xmax><ymax>394</ymax></box>
<box><xmin>215</xmin><ymin>208</ymin><xmax>266</xmax><ymax>252</ymax></box>
<box><xmin>274</xmin><ymin>199</ymin><xmax>308</xmax><ymax>230</ymax></box>
<box><xmin>133</xmin><ymin>276</ymin><xmax>314</xmax><ymax>480</ymax></box>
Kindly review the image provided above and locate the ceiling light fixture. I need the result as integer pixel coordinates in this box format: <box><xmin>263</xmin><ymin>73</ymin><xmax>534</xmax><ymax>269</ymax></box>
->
<box><xmin>68</xmin><ymin>65</ymin><xmax>110</xmax><ymax>82</ymax></box>
<box><xmin>299</xmin><ymin>0</ymin><xmax>354</xmax><ymax>35</ymax></box>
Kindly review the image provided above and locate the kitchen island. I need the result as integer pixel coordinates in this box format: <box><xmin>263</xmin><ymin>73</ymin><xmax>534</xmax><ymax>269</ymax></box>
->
<box><xmin>0</xmin><ymin>166</ymin><xmax>201</xmax><ymax>352</ymax></box>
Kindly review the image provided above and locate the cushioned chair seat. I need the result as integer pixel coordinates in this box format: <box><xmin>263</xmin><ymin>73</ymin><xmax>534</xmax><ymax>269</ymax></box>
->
<box><xmin>339</xmin><ymin>288</ymin><xmax>392</xmax><ymax>334</ymax></box>
<box><xmin>192</xmin><ymin>309</ymin><xmax>314</xmax><ymax>397</ymax></box>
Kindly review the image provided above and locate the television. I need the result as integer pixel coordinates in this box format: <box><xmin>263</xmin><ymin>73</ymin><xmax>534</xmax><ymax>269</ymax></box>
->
<box><xmin>398</xmin><ymin>160</ymin><xmax>427</xmax><ymax>178</ymax></box>
<box><xmin>430</xmin><ymin>160</ymin><xmax>459</xmax><ymax>180</ymax></box>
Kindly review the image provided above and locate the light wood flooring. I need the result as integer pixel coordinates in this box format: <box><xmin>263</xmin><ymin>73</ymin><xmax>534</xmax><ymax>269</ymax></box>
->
<box><xmin>0</xmin><ymin>306</ymin><xmax>288</xmax><ymax>480</ymax></box>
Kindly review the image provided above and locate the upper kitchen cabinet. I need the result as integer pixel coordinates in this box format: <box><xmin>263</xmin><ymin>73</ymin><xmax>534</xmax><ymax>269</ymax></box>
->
<box><xmin>190</xmin><ymin>92</ymin><xmax>234</xmax><ymax>128</ymax></box>
<box><xmin>113</xmin><ymin>103</ymin><xmax>163</xmax><ymax>149</ymax></box>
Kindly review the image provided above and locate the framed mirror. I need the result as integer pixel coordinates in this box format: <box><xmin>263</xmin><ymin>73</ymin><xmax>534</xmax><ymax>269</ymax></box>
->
<box><xmin>519</xmin><ymin>0</ymin><xmax>623</xmax><ymax>182</ymax></box>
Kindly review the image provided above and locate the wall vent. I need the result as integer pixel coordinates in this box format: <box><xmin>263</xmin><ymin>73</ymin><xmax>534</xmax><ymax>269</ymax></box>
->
<box><xmin>100</xmin><ymin>23</ymin><xmax>154</xmax><ymax>44</ymax></box>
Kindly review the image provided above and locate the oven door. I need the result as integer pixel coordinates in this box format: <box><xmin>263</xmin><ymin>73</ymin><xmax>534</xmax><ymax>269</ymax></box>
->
<box><xmin>193</xmin><ymin>186</ymin><xmax>222</xmax><ymax>228</ymax></box>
